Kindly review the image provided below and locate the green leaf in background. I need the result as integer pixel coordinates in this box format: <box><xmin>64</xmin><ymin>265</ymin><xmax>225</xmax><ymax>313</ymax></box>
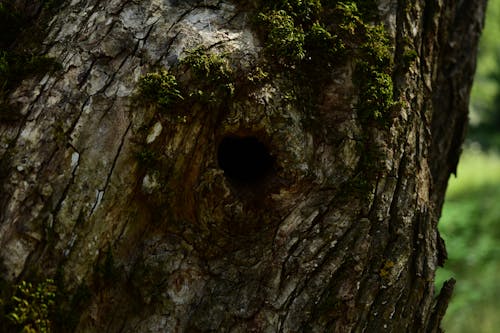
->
<box><xmin>437</xmin><ymin>148</ymin><xmax>500</xmax><ymax>333</ymax></box>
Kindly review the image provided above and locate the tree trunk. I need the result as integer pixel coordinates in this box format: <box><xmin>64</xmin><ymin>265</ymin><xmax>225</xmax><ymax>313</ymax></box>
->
<box><xmin>0</xmin><ymin>0</ymin><xmax>486</xmax><ymax>332</ymax></box>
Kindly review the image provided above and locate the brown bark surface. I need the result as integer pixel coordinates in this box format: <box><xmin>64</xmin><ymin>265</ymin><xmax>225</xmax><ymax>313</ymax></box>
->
<box><xmin>0</xmin><ymin>0</ymin><xmax>486</xmax><ymax>332</ymax></box>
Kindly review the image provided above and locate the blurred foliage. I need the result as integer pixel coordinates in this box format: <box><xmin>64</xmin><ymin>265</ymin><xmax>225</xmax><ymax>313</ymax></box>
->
<box><xmin>437</xmin><ymin>148</ymin><xmax>500</xmax><ymax>333</ymax></box>
<box><xmin>468</xmin><ymin>0</ymin><xmax>500</xmax><ymax>149</ymax></box>
<box><xmin>437</xmin><ymin>1</ymin><xmax>500</xmax><ymax>332</ymax></box>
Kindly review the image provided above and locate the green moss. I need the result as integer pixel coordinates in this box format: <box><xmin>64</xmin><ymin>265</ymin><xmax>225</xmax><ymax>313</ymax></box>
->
<box><xmin>252</xmin><ymin>1</ymin><xmax>398</xmax><ymax>199</ymax></box>
<box><xmin>355</xmin><ymin>62</ymin><xmax>395</xmax><ymax>121</ymax></box>
<box><xmin>136</xmin><ymin>48</ymin><xmax>235</xmax><ymax>120</ymax></box>
<box><xmin>134</xmin><ymin>48</ymin><xmax>239</xmax><ymax>167</ymax></box>
<box><xmin>273</xmin><ymin>0</ymin><xmax>322</xmax><ymax>24</ymax></box>
<box><xmin>0</xmin><ymin>271</ymin><xmax>92</xmax><ymax>333</ymax></box>
<box><xmin>180</xmin><ymin>47</ymin><xmax>235</xmax><ymax>100</ymax></box>
<box><xmin>360</xmin><ymin>25</ymin><xmax>393</xmax><ymax>68</ymax></box>
<box><xmin>246</xmin><ymin>66</ymin><xmax>269</xmax><ymax>83</ymax></box>
<box><xmin>402</xmin><ymin>49</ymin><xmax>418</xmax><ymax>68</ymax></box>
<box><xmin>304</xmin><ymin>22</ymin><xmax>342</xmax><ymax>66</ymax></box>
<box><xmin>252</xmin><ymin>1</ymin><xmax>397</xmax><ymax>123</ymax></box>
<box><xmin>137</xmin><ymin>69</ymin><xmax>183</xmax><ymax>109</ymax></box>
<box><xmin>328</xmin><ymin>2</ymin><xmax>396</xmax><ymax>123</ymax></box>
<box><xmin>334</xmin><ymin>2</ymin><xmax>366</xmax><ymax>36</ymax></box>
<box><xmin>180</xmin><ymin>48</ymin><xmax>233</xmax><ymax>84</ymax></box>
<box><xmin>258</xmin><ymin>10</ymin><xmax>306</xmax><ymax>64</ymax></box>
<box><xmin>6</xmin><ymin>279</ymin><xmax>57</xmax><ymax>333</ymax></box>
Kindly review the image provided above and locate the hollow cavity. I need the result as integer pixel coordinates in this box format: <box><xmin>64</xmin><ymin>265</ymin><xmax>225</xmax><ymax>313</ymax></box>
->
<box><xmin>217</xmin><ymin>136</ymin><xmax>274</xmax><ymax>184</ymax></box>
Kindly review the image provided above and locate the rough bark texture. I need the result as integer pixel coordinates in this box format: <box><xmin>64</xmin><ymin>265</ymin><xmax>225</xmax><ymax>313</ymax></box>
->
<box><xmin>0</xmin><ymin>0</ymin><xmax>486</xmax><ymax>332</ymax></box>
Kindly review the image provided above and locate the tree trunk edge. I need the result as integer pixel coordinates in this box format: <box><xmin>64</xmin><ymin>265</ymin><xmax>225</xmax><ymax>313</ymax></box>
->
<box><xmin>427</xmin><ymin>278</ymin><xmax>456</xmax><ymax>333</ymax></box>
<box><xmin>428</xmin><ymin>0</ymin><xmax>487</xmax><ymax>330</ymax></box>
<box><xmin>430</xmin><ymin>0</ymin><xmax>488</xmax><ymax>212</ymax></box>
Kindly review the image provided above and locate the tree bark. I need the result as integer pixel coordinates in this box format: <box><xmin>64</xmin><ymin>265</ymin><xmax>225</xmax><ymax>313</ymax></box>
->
<box><xmin>0</xmin><ymin>0</ymin><xmax>486</xmax><ymax>332</ymax></box>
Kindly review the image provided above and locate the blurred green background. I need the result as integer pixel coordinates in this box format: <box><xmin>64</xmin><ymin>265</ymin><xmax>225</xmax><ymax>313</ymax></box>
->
<box><xmin>436</xmin><ymin>1</ymin><xmax>500</xmax><ymax>332</ymax></box>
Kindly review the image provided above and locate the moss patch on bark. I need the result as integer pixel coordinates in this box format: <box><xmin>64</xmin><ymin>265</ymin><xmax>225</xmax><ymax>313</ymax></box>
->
<box><xmin>255</xmin><ymin>0</ymin><xmax>397</xmax><ymax>124</ymax></box>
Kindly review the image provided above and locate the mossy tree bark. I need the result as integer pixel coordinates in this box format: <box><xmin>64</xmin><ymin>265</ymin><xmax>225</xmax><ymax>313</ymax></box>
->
<box><xmin>0</xmin><ymin>0</ymin><xmax>486</xmax><ymax>332</ymax></box>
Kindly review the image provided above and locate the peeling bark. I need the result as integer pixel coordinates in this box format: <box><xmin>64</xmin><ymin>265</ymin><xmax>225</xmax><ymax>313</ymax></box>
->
<box><xmin>0</xmin><ymin>0</ymin><xmax>486</xmax><ymax>332</ymax></box>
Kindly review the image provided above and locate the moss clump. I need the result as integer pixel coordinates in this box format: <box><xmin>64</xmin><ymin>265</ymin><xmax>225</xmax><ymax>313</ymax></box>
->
<box><xmin>275</xmin><ymin>0</ymin><xmax>322</xmax><ymax>23</ymax></box>
<box><xmin>246</xmin><ymin>66</ymin><xmax>269</xmax><ymax>83</ymax></box>
<box><xmin>258</xmin><ymin>10</ymin><xmax>306</xmax><ymax>64</ymax></box>
<box><xmin>304</xmin><ymin>22</ymin><xmax>340</xmax><ymax>61</ymax></box>
<box><xmin>253</xmin><ymin>1</ymin><xmax>397</xmax><ymax>123</ymax></box>
<box><xmin>357</xmin><ymin>69</ymin><xmax>394</xmax><ymax>120</ymax></box>
<box><xmin>256</xmin><ymin>1</ymin><xmax>330</xmax><ymax>66</ymax></box>
<box><xmin>402</xmin><ymin>49</ymin><xmax>418</xmax><ymax>69</ymax></box>
<box><xmin>349</xmin><ymin>0</ymin><xmax>379</xmax><ymax>21</ymax></box>
<box><xmin>180</xmin><ymin>48</ymin><xmax>233</xmax><ymax>85</ymax></box>
<box><xmin>6</xmin><ymin>279</ymin><xmax>57</xmax><ymax>333</ymax></box>
<box><xmin>180</xmin><ymin>47</ymin><xmax>235</xmax><ymax>101</ymax></box>
<box><xmin>256</xmin><ymin>1</ymin><xmax>342</xmax><ymax>68</ymax></box>
<box><xmin>136</xmin><ymin>47</ymin><xmax>235</xmax><ymax>119</ymax></box>
<box><xmin>137</xmin><ymin>70</ymin><xmax>183</xmax><ymax>109</ymax></box>
<box><xmin>333</xmin><ymin>2</ymin><xmax>397</xmax><ymax>123</ymax></box>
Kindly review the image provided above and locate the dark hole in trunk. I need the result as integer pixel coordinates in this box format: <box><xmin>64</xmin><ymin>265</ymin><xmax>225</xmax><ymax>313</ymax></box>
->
<box><xmin>217</xmin><ymin>136</ymin><xmax>274</xmax><ymax>184</ymax></box>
